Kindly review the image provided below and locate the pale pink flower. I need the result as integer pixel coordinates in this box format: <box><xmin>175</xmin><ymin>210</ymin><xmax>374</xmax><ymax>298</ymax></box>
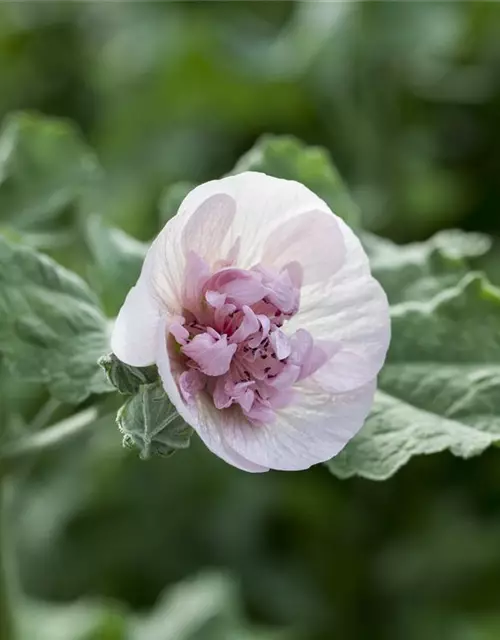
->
<box><xmin>112</xmin><ymin>172</ymin><xmax>390</xmax><ymax>472</ymax></box>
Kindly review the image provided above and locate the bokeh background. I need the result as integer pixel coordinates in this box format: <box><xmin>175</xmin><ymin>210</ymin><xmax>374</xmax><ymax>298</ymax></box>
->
<box><xmin>1</xmin><ymin>2</ymin><xmax>500</xmax><ymax>639</ymax></box>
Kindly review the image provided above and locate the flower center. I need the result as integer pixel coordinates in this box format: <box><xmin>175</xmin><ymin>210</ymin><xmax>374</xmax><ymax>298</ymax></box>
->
<box><xmin>168</xmin><ymin>251</ymin><xmax>325</xmax><ymax>425</ymax></box>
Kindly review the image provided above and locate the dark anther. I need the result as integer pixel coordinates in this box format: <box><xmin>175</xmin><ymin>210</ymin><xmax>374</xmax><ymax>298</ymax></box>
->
<box><xmin>264</xmin><ymin>366</ymin><xmax>271</xmax><ymax>373</ymax></box>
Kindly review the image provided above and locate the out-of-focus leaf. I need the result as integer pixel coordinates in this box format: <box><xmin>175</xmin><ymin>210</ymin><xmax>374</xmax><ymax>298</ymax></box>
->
<box><xmin>231</xmin><ymin>135</ymin><xmax>360</xmax><ymax>225</ymax></box>
<box><xmin>0</xmin><ymin>235</ymin><xmax>111</xmax><ymax>404</ymax></box>
<box><xmin>19</xmin><ymin>573</ymin><xmax>289</xmax><ymax>640</ymax></box>
<box><xmin>19</xmin><ymin>599</ymin><xmax>128</xmax><ymax>640</ymax></box>
<box><xmin>158</xmin><ymin>134</ymin><xmax>361</xmax><ymax>229</ymax></box>
<box><xmin>86</xmin><ymin>215</ymin><xmax>148</xmax><ymax>316</ymax></box>
<box><xmin>364</xmin><ymin>229</ymin><xmax>492</xmax><ymax>304</ymax></box>
<box><xmin>159</xmin><ymin>181</ymin><xmax>196</xmax><ymax>224</ymax></box>
<box><xmin>132</xmin><ymin>572</ymin><xmax>289</xmax><ymax>640</ymax></box>
<box><xmin>328</xmin><ymin>274</ymin><xmax>500</xmax><ymax>480</ymax></box>
<box><xmin>99</xmin><ymin>353</ymin><xmax>158</xmax><ymax>396</ymax></box>
<box><xmin>117</xmin><ymin>381</ymin><xmax>192</xmax><ymax>459</ymax></box>
<box><xmin>0</xmin><ymin>112</ymin><xmax>100</xmax><ymax>230</ymax></box>
<box><xmin>132</xmin><ymin>573</ymin><xmax>238</xmax><ymax>640</ymax></box>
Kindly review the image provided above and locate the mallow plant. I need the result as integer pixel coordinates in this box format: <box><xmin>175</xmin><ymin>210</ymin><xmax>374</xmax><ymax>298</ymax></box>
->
<box><xmin>1</xmin><ymin>113</ymin><xmax>500</xmax><ymax>638</ymax></box>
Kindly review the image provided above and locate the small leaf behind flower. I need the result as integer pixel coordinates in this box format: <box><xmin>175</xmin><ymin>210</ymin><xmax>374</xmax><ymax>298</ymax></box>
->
<box><xmin>117</xmin><ymin>381</ymin><xmax>192</xmax><ymax>459</ymax></box>
<box><xmin>158</xmin><ymin>137</ymin><xmax>359</xmax><ymax>227</ymax></box>
<box><xmin>363</xmin><ymin>229</ymin><xmax>492</xmax><ymax>305</ymax></box>
<box><xmin>86</xmin><ymin>215</ymin><xmax>148</xmax><ymax>316</ymax></box>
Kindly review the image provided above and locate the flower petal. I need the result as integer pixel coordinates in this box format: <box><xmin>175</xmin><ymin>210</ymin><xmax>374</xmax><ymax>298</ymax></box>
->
<box><xmin>195</xmin><ymin>397</ymin><xmax>270</xmax><ymax>473</ymax></box>
<box><xmin>262</xmin><ymin>210</ymin><xmax>346</xmax><ymax>286</ymax></box>
<box><xmin>182</xmin><ymin>251</ymin><xmax>211</xmax><ymax>315</ymax></box>
<box><xmin>156</xmin><ymin>321</ymin><xmax>198</xmax><ymax>425</ymax></box>
<box><xmin>220</xmin><ymin>379</ymin><xmax>377</xmax><ymax>471</ymax></box>
<box><xmin>171</xmin><ymin>172</ymin><xmax>332</xmax><ymax>269</ymax></box>
<box><xmin>111</xmin><ymin>278</ymin><xmax>161</xmax><ymax>367</ymax></box>
<box><xmin>288</xmin><ymin>218</ymin><xmax>390</xmax><ymax>393</ymax></box>
<box><xmin>205</xmin><ymin>268</ymin><xmax>267</xmax><ymax>306</ymax></box>
<box><xmin>143</xmin><ymin>192</ymin><xmax>238</xmax><ymax>315</ymax></box>
<box><xmin>230</xmin><ymin>306</ymin><xmax>260</xmax><ymax>344</ymax></box>
<box><xmin>179</xmin><ymin>369</ymin><xmax>206</xmax><ymax>404</ymax></box>
<box><xmin>269</xmin><ymin>328</ymin><xmax>292</xmax><ymax>361</ymax></box>
<box><xmin>182</xmin><ymin>333</ymin><xmax>237</xmax><ymax>376</ymax></box>
<box><xmin>156</xmin><ymin>320</ymin><xmax>266</xmax><ymax>472</ymax></box>
<box><xmin>181</xmin><ymin>193</ymin><xmax>236</xmax><ymax>262</ymax></box>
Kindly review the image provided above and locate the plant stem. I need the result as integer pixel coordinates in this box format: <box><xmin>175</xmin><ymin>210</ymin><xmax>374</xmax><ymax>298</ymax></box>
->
<box><xmin>29</xmin><ymin>397</ymin><xmax>62</xmax><ymax>433</ymax></box>
<box><xmin>0</xmin><ymin>407</ymin><xmax>99</xmax><ymax>479</ymax></box>
<box><xmin>0</xmin><ymin>479</ymin><xmax>15</xmax><ymax>640</ymax></box>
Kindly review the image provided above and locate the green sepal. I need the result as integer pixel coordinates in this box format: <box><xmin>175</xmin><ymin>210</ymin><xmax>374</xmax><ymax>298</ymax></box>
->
<box><xmin>116</xmin><ymin>381</ymin><xmax>192</xmax><ymax>460</ymax></box>
<box><xmin>98</xmin><ymin>353</ymin><xmax>158</xmax><ymax>396</ymax></box>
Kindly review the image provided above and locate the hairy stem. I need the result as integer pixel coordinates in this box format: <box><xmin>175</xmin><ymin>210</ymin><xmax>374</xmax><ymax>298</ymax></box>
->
<box><xmin>0</xmin><ymin>407</ymin><xmax>99</xmax><ymax>478</ymax></box>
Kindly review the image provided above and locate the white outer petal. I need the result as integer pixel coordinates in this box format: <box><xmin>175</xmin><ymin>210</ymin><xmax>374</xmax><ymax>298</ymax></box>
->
<box><xmin>217</xmin><ymin>379</ymin><xmax>377</xmax><ymax>471</ymax></box>
<box><xmin>168</xmin><ymin>171</ymin><xmax>335</xmax><ymax>270</ymax></box>
<box><xmin>194</xmin><ymin>398</ymin><xmax>270</xmax><ymax>473</ymax></box>
<box><xmin>110</xmin><ymin>191</ymin><xmax>237</xmax><ymax>365</ymax></box>
<box><xmin>111</xmin><ymin>278</ymin><xmax>161</xmax><ymax>367</ymax></box>
<box><xmin>262</xmin><ymin>209</ymin><xmax>346</xmax><ymax>285</ymax></box>
<box><xmin>287</xmin><ymin>218</ymin><xmax>391</xmax><ymax>393</ymax></box>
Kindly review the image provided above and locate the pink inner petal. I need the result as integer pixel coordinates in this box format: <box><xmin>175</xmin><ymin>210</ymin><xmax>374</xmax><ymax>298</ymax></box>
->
<box><xmin>206</xmin><ymin>268</ymin><xmax>268</xmax><ymax>306</ymax></box>
<box><xmin>179</xmin><ymin>369</ymin><xmax>206</xmax><ymax>404</ymax></box>
<box><xmin>270</xmin><ymin>329</ymin><xmax>292</xmax><ymax>360</ymax></box>
<box><xmin>182</xmin><ymin>332</ymin><xmax>237</xmax><ymax>376</ymax></box>
<box><xmin>169</xmin><ymin>250</ymin><xmax>329</xmax><ymax>425</ymax></box>
<box><xmin>230</xmin><ymin>305</ymin><xmax>260</xmax><ymax>344</ymax></box>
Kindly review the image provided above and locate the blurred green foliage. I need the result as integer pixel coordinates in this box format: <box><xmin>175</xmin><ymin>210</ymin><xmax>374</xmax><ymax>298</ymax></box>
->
<box><xmin>1</xmin><ymin>2</ymin><xmax>500</xmax><ymax>639</ymax></box>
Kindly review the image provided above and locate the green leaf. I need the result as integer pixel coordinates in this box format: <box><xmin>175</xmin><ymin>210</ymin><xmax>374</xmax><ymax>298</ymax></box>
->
<box><xmin>159</xmin><ymin>181</ymin><xmax>196</xmax><ymax>224</ymax></box>
<box><xmin>327</xmin><ymin>274</ymin><xmax>500</xmax><ymax>480</ymax></box>
<box><xmin>19</xmin><ymin>599</ymin><xmax>128</xmax><ymax>640</ymax></box>
<box><xmin>132</xmin><ymin>572</ymin><xmax>289</xmax><ymax>640</ymax></box>
<box><xmin>19</xmin><ymin>573</ymin><xmax>287</xmax><ymax>640</ymax></box>
<box><xmin>98</xmin><ymin>353</ymin><xmax>158</xmax><ymax>396</ymax></box>
<box><xmin>132</xmin><ymin>573</ymin><xmax>237</xmax><ymax>640</ymax></box>
<box><xmin>0</xmin><ymin>235</ymin><xmax>111</xmax><ymax>404</ymax></box>
<box><xmin>0</xmin><ymin>112</ymin><xmax>101</xmax><ymax>231</ymax></box>
<box><xmin>158</xmin><ymin>137</ymin><xmax>359</xmax><ymax>228</ymax></box>
<box><xmin>231</xmin><ymin>135</ymin><xmax>359</xmax><ymax>225</ymax></box>
<box><xmin>117</xmin><ymin>381</ymin><xmax>192</xmax><ymax>459</ymax></box>
<box><xmin>86</xmin><ymin>215</ymin><xmax>148</xmax><ymax>316</ymax></box>
<box><xmin>364</xmin><ymin>229</ymin><xmax>492</xmax><ymax>304</ymax></box>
